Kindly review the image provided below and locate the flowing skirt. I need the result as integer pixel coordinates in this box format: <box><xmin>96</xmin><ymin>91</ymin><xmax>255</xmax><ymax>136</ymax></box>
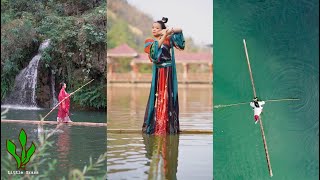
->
<box><xmin>142</xmin><ymin>67</ymin><xmax>180</xmax><ymax>135</ymax></box>
<box><xmin>57</xmin><ymin>103</ymin><xmax>72</xmax><ymax>123</ymax></box>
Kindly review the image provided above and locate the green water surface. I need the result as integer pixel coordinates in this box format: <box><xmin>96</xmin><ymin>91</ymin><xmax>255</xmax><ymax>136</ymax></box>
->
<box><xmin>214</xmin><ymin>0</ymin><xmax>319</xmax><ymax>179</ymax></box>
<box><xmin>1</xmin><ymin>110</ymin><xmax>106</xmax><ymax>179</ymax></box>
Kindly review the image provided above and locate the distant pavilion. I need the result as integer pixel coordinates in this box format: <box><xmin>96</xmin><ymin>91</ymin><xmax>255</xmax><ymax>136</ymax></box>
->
<box><xmin>107</xmin><ymin>44</ymin><xmax>212</xmax><ymax>84</ymax></box>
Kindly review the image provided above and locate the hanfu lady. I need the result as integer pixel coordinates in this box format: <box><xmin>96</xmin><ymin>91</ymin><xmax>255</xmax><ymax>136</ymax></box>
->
<box><xmin>142</xmin><ymin>17</ymin><xmax>185</xmax><ymax>135</ymax></box>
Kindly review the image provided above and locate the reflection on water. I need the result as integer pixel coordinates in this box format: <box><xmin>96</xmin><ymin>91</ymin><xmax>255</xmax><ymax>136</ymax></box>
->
<box><xmin>107</xmin><ymin>133</ymin><xmax>212</xmax><ymax>180</ymax></box>
<box><xmin>107</xmin><ymin>86</ymin><xmax>213</xmax><ymax>179</ymax></box>
<box><xmin>56</xmin><ymin>125</ymin><xmax>71</xmax><ymax>171</ymax></box>
<box><xmin>107</xmin><ymin>86</ymin><xmax>212</xmax><ymax>130</ymax></box>
<box><xmin>143</xmin><ymin>135</ymin><xmax>179</xmax><ymax>180</ymax></box>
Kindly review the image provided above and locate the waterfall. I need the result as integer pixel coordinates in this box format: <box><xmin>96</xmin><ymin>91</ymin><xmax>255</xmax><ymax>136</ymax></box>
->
<box><xmin>2</xmin><ymin>39</ymin><xmax>51</xmax><ymax>109</ymax></box>
<box><xmin>51</xmin><ymin>70</ymin><xmax>58</xmax><ymax>107</ymax></box>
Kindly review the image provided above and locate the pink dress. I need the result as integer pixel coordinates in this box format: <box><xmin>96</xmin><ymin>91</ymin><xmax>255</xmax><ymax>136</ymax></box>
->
<box><xmin>57</xmin><ymin>87</ymin><xmax>72</xmax><ymax>122</ymax></box>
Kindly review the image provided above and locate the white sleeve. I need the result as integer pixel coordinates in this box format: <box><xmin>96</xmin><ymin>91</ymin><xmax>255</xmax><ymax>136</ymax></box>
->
<box><xmin>260</xmin><ymin>101</ymin><xmax>265</xmax><ymax>106</ymax></box>
<box><xmin>250</xmin><ymin>102</ymin><xmax>255</xmax><ymax>108</ymax></box>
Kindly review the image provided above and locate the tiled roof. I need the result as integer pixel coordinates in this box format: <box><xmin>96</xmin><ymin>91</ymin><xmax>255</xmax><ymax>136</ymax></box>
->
<box><xmin>107</xmin><ymin>44</ymin><xmax>138</xmax><ymax>57</ymax></box>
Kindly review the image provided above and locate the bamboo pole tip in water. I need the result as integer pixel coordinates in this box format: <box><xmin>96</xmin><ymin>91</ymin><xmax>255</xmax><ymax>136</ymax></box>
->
<box><xmin>39</xmin><ymin>114</ymin><xmax>44</xmax><ymax>122</ymax></box>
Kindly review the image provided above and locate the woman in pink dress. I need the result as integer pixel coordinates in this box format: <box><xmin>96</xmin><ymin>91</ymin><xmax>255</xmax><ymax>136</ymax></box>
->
<box><xmin>57</xmin><ymin>83</ymin><xmax>72</xmax><ymax>123</ymax></box>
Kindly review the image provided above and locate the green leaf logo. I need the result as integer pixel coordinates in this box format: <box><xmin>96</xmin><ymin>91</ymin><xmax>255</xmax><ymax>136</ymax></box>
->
<box><xmin>6</xmin><ymin>128</ymin><xmax>36</xmax><ymax>170</ymax></box>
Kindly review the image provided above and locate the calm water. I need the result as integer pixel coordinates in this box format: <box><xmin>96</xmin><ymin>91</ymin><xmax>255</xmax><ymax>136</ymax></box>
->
<box><xmin>1</xmin><ymin>109</ymin><xmax>106</xmax><ymax>179</ymax></box>
<box><xmin>107</xmin><ymin>133</ymin><xmax>213</xmax><ymax>180</ymax></box>
<box><xmin>107</xmin><ymin>86</ymin><xmax>213</xmax><ymax>179</ymax></box>
<box><xmin>214</xmin><ymin>0</ymin><xmax>319</xmax><ymax>179</ymax></box>
<box><xmin>107</xmin><ymin>86</ymin><xmax>213</xmax><ymax>130</ymax></box>
<box><xmin>1</xmin><ymin>107</ymin><xmax>106</xmax><ymax>123</ymax></box>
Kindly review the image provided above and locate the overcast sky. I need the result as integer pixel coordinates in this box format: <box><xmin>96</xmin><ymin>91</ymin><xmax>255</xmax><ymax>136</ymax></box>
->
<box><xmin>126</xmin><ymin>0</ymin><xmax>213</xmax><ymax>46</ymax></box>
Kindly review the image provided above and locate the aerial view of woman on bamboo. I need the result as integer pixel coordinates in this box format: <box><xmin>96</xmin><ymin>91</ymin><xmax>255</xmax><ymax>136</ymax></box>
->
<box><xmin>142</xmin><ymin>17</ymin><xmax>185</xmax><ymax>135</ymax></box>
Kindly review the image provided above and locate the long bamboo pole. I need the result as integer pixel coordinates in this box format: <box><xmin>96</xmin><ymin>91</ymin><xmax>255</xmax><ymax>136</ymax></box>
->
<box><xmin>41</xmin><ymin>79</ymin><xmax>94</xmax><ymax>121</ymax></box>
<box><xmin>214</xmin><ymin>98</ymin><xmax>300</xmax><ymax>109</ymax></box>
<box><xmin>259</xmin><ymin>117</ymin><xmax>273</xmax><ymax>177</ymax></box>
<box><xmin>243</xmin><ymin>39</ymin><xmax>273</xmax><ymax>177</ymax></box>
<box><xmin>243</xmin><ymin>39</ymin><xmax>257</xmax><ymax>98</ymax></box>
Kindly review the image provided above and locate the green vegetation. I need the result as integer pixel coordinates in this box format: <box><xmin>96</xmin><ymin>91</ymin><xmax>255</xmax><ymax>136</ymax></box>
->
<box><xmin>107</xmin><ymin>18</ymin><xmax>138</xmax><ymax>50</ymax></box>
<box><xmin>107</xmin><ymin>0</ymin><xmax>152</xmax><ymax>50</ymax></box>
<box><xmin>107</xmin><ymin>0</ymin><xmax>207</xmax><ymax>53</ymax></box>
<box><xmin>139</xmin><ymin>64</ymin><xmax>153</xmax><ymax>73</ymax></box>
<box><xmin>1</xmin><ymin>122</ymin><xmax>106</xmax><ymax>179</ymax></box>
<box><xmin>107</xmin><ymin>0</ymin><xmax>210</xmax><ymax>73</ymax></box>
<box><xmin>6</xmin><ymin>129</ymin><xmax>36</xmax><ymax>170</ymax></box>
<box><xmin>1</xmin><ymin>16</ymin><xmax>38</xmax><ymax>100</ymax></box>
<box><xmin>1</xmin><ymin>0</ymin><xmax>106</xmax><ymax>110</ymax></box>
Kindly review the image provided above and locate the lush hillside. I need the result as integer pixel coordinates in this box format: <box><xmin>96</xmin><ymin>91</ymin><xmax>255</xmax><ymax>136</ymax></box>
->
<box><xmin>107</xmin><ymin>0</ymin><xmax>204</xmax><ymax>52</ymax></box>
<box><xmin>107</xmin><ymin>0</ymin><xmax>152</xmax><ymax>51</ymax></box>
<box><xmin>1</xmin><ymin>0</ymin><xmax>106</xmax><ymax>110</ymax></box>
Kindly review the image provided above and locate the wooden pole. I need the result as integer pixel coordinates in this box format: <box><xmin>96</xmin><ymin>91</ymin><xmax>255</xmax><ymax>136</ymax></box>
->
<box><xmin>41</xmin><ymin>79</ymin><xmax>94</xmax><ymax>121</ymax></box>
<box><xmin>214</xmin><ymin>98</ymin><xmax>300</xmax><ymax>109</ymax></box>
<box><xmin>266</xmin><ymin>98</ymin><xmax>299</xmax><ymax>103</ymax></box>
<box><xmin>243</xmin><ymin>39</ymin><xmax>273</xmax><ymax>177</ymax></box>
<box><xmin>243</xmin><ymin>39</ymin><xmax>257</xmax><ymax>98</ymax></box>
<box><xmin>259</xmin><ymin>117</ymin><xmax>273</xmax><ymax>177</ymax></box>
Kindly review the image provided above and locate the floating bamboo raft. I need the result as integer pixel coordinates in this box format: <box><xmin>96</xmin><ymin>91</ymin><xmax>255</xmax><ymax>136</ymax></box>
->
<box><xmin>1</xmin><ymin>120</ymin><xmax>212</xmax><ymax>134</ymax></box>
<box><xmin>107</xmin><ymin>129</ymin><xmax>213</xmax><ymax>134</ymax></box>
<box><xmin>1</xmin><ymin>119</ymin><xmax>107</xmax><ymax>127</ymax></box>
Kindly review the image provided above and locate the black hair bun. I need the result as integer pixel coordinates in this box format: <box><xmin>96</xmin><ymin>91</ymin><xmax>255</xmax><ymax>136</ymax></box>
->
<box><xmin>162</xmin><ymin>17</ymin><xmax>168</xmax><ymax>23</ymax></box>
